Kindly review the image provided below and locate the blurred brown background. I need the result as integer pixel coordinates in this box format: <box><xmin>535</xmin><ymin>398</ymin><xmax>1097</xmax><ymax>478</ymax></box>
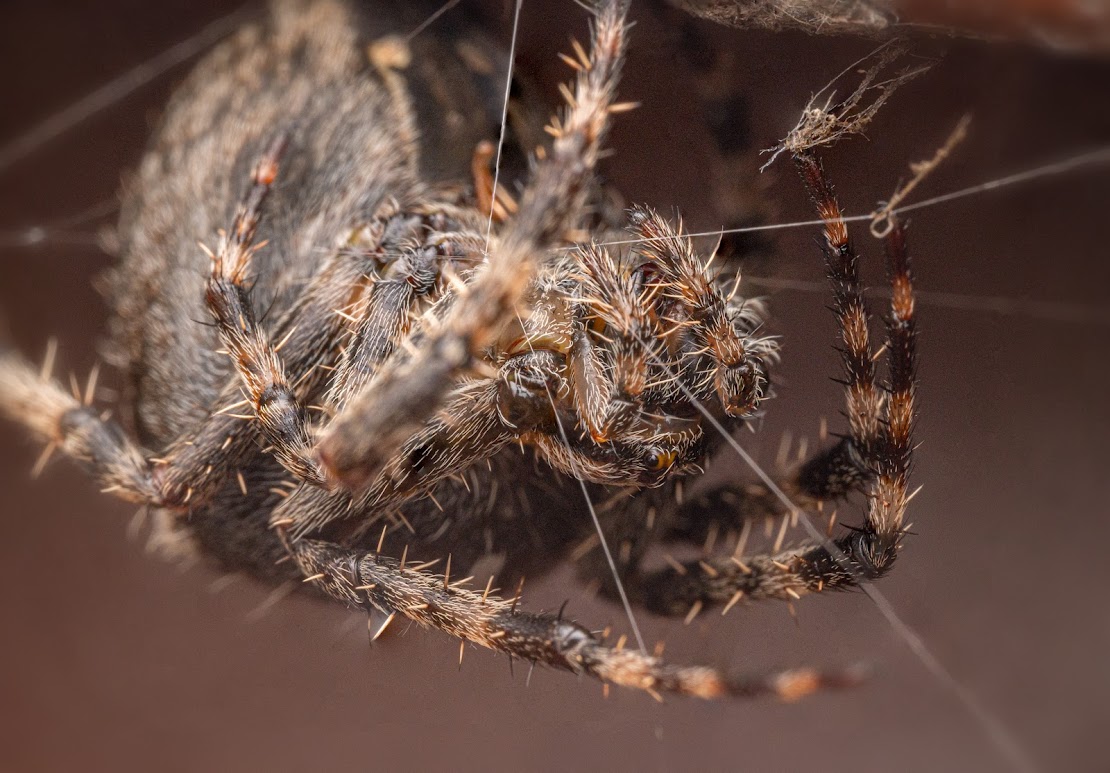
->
<box><xmin>1</xmin><ymin>1</ymin><xmax>1108</xmax><ymax>771</ymax></box>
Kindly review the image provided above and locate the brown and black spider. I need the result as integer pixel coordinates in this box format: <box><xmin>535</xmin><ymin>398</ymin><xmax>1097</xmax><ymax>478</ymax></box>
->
<box><xmin>0</xmin><ymin>0</ymin><xmax>918</xmax><ymax>700</ymax></box>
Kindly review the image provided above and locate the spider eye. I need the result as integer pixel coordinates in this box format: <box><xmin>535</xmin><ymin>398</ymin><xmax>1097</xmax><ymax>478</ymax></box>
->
<box><xmin>651</xmin><ymin>449</ymin><xmax>677</xmax><ymax>470</ymax></box>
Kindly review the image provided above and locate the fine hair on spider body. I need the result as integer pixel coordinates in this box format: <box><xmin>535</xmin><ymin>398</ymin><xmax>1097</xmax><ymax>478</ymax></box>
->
<box><xmin>0</xmin><ymin>0</ymin><xmax>921</xmax><ymax>701</ymax></box>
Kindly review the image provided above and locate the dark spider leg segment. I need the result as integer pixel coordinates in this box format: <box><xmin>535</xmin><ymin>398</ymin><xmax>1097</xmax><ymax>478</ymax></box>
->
<box><xmin>879</xmin><ymin>221</ymin><xmax>918</xmax><ymax>535</ymax></box>
<box><xmin>624</xmin><ymin>452</ymin><xmax>895</xmax><ymax>616</ymax></box>
<box><xmin>290</xmin><ymin>537</ymin><xmax>864</xmax><ymax>700</ymax></box>
<box><xmin>204</xmin><ymin>138</ymin><xmax>327</xmax><ymax>488</ymax></box>
<box><xmin>795</xmin><ymin>153</ymin><xmax>883</xmax><ymax>464</ymax></box>
<box><xmin>316</xmin><ymin>0</ymin><xmax>630</xmax><ymax>490</ymax></box>
<box><xmin>577</xmin><ymin>472</ymin><xmax>845</xmax><ymax>617</ymax></box>
<box><xmin>634</xmin><ymin>445</ymin><xmax>899</xmax><ymax>615</ymax></box>
<box><xmin>637</xmin><ymin>540</ymin><xmax>840</xmax><ymax>617</ymax></box>
<box><xmin>796</xmin><ymin>151</ymin><xmax>916</xmax><ymax>550</ymax></box>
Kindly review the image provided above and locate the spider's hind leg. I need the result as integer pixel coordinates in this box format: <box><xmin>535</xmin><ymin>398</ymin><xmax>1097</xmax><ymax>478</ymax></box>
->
<box><xmin>288</xmin><ymin>534</ymin><xmax>864</xmax><ymax>700</ymax></box>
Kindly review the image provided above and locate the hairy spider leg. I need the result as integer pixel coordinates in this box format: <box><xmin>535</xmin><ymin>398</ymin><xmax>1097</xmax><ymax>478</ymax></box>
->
<box><xmin>0</xmin><ymin>347</ymin><xmax>159</xmax><ymax>504</ymax></box>
<box><xmin>289</xmin><ymin>536</ymin><xmax>865</xmax><ymax>701</ymax></box>
<box><xmin>275</xmin><ymin>376</ymin><xmax>522</xmax><ymax>539</ymax></box>
<box><xmin>204</xmin><ymin>136</ymin><xmax>330</xmax><ymax>488</ymax></box>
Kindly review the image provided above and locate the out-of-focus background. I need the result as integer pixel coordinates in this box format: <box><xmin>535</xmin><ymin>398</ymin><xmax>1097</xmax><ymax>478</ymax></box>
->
<box><xmin>1</xmin><ymin>1</ymin><xmax>1107</xmax><ymax>771</ymax></box>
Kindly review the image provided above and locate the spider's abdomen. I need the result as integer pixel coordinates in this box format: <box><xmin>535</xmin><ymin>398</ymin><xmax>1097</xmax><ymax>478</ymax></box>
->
<box><xmin>104</xmin><ymin>0</ymin><xmax>531</xmax><ymax>447</ymax></box>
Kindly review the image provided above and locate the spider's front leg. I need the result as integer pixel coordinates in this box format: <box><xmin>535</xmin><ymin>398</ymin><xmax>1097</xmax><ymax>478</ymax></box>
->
<box><xmin>315</xmin><ymin>0</ymin><xmax>631</xmax><ymax>491</ymax></box>
<box><xmin>555</xmin><ymin>210</ymin><xmax>778</xmax><ymax>487</ymax></box>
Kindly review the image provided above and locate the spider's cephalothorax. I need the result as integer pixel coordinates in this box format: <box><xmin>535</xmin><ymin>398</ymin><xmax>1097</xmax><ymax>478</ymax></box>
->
<box><xmin>0</xmin><ymin>0</ymin><xmax>918</xmax><ymax>699</ymax></box>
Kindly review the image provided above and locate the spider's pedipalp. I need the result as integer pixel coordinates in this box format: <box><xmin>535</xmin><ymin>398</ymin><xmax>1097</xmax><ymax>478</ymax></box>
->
<box><xmin>569</xmin><ymin>242</ymin><xmax>662</xmax><ymax>441</ymax></box>
<box><xmin>628</xmin><ymin>206</ymin><xmax>775</xmax><ymax>418</ymax></box>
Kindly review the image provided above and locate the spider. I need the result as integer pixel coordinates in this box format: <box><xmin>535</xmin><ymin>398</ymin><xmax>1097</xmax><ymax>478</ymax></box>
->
<box><xmin>0</xmin><ymin>0</ymin><xmax>918</xmax><ymax>700</ymax></box>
